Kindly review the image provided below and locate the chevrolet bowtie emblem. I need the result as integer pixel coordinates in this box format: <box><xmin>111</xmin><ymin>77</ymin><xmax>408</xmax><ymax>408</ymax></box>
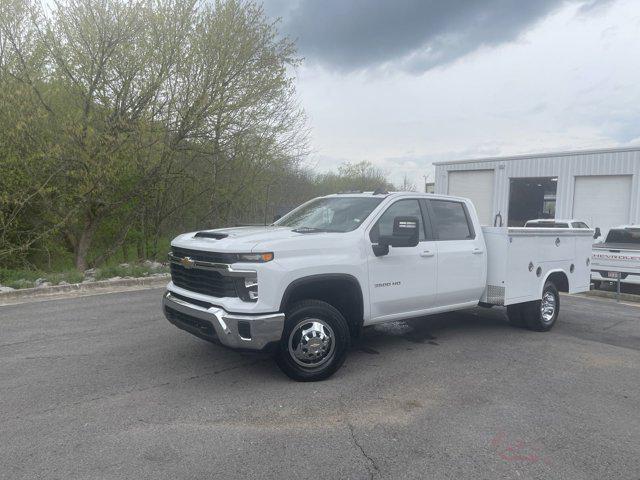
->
<box><xmin>180</xmin><ymin>256</ymin><xmax>196</xmax><ymax>269</ymax></box>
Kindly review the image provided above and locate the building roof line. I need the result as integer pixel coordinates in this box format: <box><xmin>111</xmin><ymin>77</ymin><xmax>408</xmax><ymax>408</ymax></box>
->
<box><xmin>432</xmin><ymin>146</ymin><xmax>640</xmax><ymax>166</ymax></box>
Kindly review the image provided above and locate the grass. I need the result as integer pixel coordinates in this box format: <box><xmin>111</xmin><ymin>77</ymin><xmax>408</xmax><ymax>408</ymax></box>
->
<box><xmin>0</xmin><ymin>268</ymin><xmax>84</xmax><ymax>289</ymax></box>
<box><xmin>1</xmin><ymin>236</ymin><xmax>173</xmax><ymax>290</ymax></box>
<box><xmin>0</xmin><ymin>262</ymin><xmax>168</xmax><ymax>290</ymax></box>
<box><xmin>94</xmin><ymin>263</ymin><xmax>168</xmax><ymax>281</ymax></box>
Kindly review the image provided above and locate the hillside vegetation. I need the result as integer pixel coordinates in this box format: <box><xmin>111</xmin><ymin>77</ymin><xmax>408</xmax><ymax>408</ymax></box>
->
<box><xmin>0</xmin><ymin>0</ymin><xmax>392</xmax><ymax>273</ymax></box>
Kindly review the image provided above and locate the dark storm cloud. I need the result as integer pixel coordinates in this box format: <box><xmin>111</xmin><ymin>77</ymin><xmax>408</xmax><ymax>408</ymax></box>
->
<box><xmin>264</xmin><ymin>0</ymin><xmax>612</xmax><ymax>72</ymax></box>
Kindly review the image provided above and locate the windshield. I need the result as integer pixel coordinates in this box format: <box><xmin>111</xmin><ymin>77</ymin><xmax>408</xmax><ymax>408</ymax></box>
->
<box><xmin>525</xmin><ymin>221</ymin><xmax>568</xmax><ymax>228</ymax></box>
<box><xmin>274</xmin><ymin>197</ymin><xmax>383</xmax><ymax>232</ymax></box>
<box><xmin>605</xmin><ymin>228</ymin><xmax>640</xmax><ymax>247</ymax></box>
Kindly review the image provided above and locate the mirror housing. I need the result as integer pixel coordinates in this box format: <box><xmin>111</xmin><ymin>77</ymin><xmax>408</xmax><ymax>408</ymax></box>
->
<box><xmin>593</xmin><ymin>227</ymin><xmax>601</xmax><ymax>239</ymax></box>
<box><xmin>372</xmin><ymin>243</ymin><xmax>389</xmax><ymax>257</ymax></box>
<box><xmin>387</xmin><ymin>216</ymin><xmax>420</xmax><ymax>247</ymax></box>
<box><xmin>372</xmin><ymin>216</ymin><xmax>420</xmax><ymax>256</ymax></box>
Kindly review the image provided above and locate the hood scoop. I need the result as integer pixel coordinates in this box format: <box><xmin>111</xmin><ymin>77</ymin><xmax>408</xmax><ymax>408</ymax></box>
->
<box><xmin>194</xmin><ymin>231</ymin><xmax>228</xmax><ymax>240</ymax></box>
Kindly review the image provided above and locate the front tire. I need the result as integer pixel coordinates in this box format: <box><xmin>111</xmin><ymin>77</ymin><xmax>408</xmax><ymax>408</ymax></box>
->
<box><xmin>275</xmin><ymin>300</ymin><xmax>350</xmax><ymax>382</ymax></box>
<box><xmin>522</xmin><ymin>281</ymin><xmax>560</xmax><ymax>332</ymax></box>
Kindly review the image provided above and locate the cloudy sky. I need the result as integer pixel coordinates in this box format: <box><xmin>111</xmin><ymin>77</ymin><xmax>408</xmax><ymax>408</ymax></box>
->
<box><xmin>262</xmin><ymin>0</ymin><xmax>640</xmax><ymax>188</ymax></box>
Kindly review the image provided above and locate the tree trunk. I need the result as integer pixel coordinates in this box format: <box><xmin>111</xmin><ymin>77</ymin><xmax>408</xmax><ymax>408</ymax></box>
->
<box><xmin>74</xmin><ymin>217</ymin><xmax>98</xmax><ymax>271</ymax></box>
<box><xmin>91</xmin><ymin>225</ymin><xmax>131</xmax><ymax>267</ymax></box>
<box><xmin>142</xmin><ymin>207</ymin><xmax>148</xmax><ymax>260</ymax></box>
<box><xmin>151</xmin><ymin>230</ymin><xmax>160</xmax><ymax>260</ymax></box>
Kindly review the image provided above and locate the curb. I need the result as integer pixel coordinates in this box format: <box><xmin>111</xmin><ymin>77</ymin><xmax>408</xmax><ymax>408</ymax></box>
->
<box><xmin>0</xmin><ymin>275</ymin><xmax>169</xmax><ymax>305</ymax></box>
<box><xmin>582</xmin><ymin>289</ymin><xmax>640</xmax><ymax>303</ymax></box>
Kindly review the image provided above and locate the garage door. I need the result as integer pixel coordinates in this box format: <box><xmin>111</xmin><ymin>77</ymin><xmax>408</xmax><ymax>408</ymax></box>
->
<box><xmin>448</xmin><ymin>170</ymin><xmax>495</xmax><ymax>225</ymax></box>
<box><xmin>572</xmin><ymin>175</ymin><xmax>631</xmax><ymax>236</ymax></box>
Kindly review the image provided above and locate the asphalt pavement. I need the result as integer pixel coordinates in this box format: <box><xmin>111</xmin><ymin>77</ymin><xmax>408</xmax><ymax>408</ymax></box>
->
<box><xmin>1</xmin><ymin>289</ymin><xmax>639</xmax><ymax>480</ymax></box>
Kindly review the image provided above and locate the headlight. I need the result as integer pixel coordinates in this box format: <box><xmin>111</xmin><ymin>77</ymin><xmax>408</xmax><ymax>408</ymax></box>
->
<box><xmin>237</xmin><ymin>252</ymin><xmax>273</xmax><ymax>262</ymax></box>
<box><xmin>235</xmin><ymin>275</ymin><xmax>259</xmax><ymax>302</ymax></box>
<box><xmin>233</xmin><ymin>253</ymin><xmax>272</xmax><ymax>301</ymax></box>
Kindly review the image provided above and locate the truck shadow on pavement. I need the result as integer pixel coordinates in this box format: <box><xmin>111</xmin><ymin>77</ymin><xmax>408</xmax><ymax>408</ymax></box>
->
<box><xmin>353</xmin><ymin>307</ymin><xmax>509</xmax><ymax>355</ymax></box>
<box><xmin>188</xmin><ymin>307</ymin><xmax>511</xmax><ymax>381</ymax></box>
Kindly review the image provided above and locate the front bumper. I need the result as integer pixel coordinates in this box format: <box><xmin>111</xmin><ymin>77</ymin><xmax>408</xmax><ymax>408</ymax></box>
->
<box><xmin>162</xmin><ymin>291</ymin><xmax>285</xmax><ymax>351</ymax></box>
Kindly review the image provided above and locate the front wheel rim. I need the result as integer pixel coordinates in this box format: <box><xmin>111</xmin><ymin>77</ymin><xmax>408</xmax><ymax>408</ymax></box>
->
<box><xmin>288</xmin><ymin>318</ymin><xmax>336</xmax><ymax>369</ymax></box>
<box><xmin>540</xmin><ymin>291</ymin><xmax>556</xmax><ymax>323</ymax></box>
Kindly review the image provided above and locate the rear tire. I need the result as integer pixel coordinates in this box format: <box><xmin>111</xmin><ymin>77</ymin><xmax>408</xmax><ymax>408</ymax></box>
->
<box><xmin>507</xmin><ymin>304</ymin><xmax>527</xmax><ymax>328</ymax></box>
<box><xmin>522</xmin><ymin>281</ymin><xmax>560</xmax><ymax>332</ymax></box>
<box><xmin>275</xmin><ymin>300</ymin><xmax>350</xmax><ymax>382</ymax></box>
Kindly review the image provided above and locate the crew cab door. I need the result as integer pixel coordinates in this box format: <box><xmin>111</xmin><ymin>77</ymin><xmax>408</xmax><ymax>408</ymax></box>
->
<box><xmin>426</xmin><ymin>199</ymin><xmax>486</xmax><ymax>306</ymax></box>
<box><xmin>366</xmin><ymin>198</ymin><xmax>437</xmax><ymax>321</ymax></box>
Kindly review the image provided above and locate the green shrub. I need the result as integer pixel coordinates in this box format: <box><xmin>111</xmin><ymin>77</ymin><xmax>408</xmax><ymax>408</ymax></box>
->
<box><xmin>94</xmin><ymin>264</ymin><xmax>168</xmax><ymax>281</ymax></box>
<box><xmin>0</xmin><ymin>268</ymin><xmax>84</xmax><ymax>289</ymax></box>
<box><xmin>0</xmin><ymin>264</ymin><xmax>166</xmax><ymax>289</ymax></box>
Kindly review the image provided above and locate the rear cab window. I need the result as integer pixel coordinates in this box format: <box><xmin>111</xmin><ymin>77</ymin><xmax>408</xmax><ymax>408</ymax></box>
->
<box><xmin>428</xmin><ymin>200</ymin><xmax>475</xmax><ymax>241</ymax></box>
<box><xmin>525</xmin><ymin>221</ymin><xmax>568</xmax><ymax>228</ymax></box>
<box><xmin>604</xmin><ymin>228</ymin><xmax>640</xmax><ymax>248</ymax></box>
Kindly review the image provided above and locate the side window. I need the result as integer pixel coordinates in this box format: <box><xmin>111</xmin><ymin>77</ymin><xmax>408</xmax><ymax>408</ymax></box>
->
<box><xmin>369</xmin><ymin>200</ymin><xmax>426</xmax><ymax>243</ymax></box>
<box><xmin>430</xmin><ymin>200</ymin><xmax>474</xmax><ymax>241</ymax></box>
<box><xmin>572</xmin><ymin>222</ymin><xmax>587</xmax><ymax>229</ymax></box>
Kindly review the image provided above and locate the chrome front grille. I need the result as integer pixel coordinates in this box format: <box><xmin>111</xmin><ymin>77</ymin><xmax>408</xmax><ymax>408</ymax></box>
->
<box><xmin>169</xmin><ymin>248</ymin><xmax>238</xmax><ymax>298</ymax></box>
<box><xmin>171</xmin><ymin>247</ymin><xmax>238</xmax><ymax>264</ymax></box>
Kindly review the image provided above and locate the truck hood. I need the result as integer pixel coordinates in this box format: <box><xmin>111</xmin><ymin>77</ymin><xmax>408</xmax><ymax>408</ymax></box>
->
<box><xmin>171</xmin><ymin>226</ymin><xmax>322</xmax><ymax>253</ymax></box>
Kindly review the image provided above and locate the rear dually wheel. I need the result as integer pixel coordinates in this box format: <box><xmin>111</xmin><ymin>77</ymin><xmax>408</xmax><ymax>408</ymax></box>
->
<box><xmin>522</xmin><ymin>281</ymin><xmax>560</xmax><ymax>332</ymax></box>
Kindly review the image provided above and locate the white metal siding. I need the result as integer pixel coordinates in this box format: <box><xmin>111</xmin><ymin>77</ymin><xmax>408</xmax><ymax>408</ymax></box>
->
<box><xmin>434</xmin><ymin>148</ymin><xmax>640</xmax><ymax>227</ymax></box>
<box><xmin>447</xmin><ymin>170</ymin><xmax>495</xmax><ymax>225</ymax></box>
<box><xmin>572</xmin><ymin>175</ymin><xmax>632</xmax><ymax>234</ymax></box>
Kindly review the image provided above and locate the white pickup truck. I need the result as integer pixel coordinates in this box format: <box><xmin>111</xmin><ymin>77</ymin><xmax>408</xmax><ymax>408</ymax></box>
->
<box><xmin>163</xmin><ymin>192</ymin><xmax>593</xmax><ymax>381</ymax></box>
<box><xmin>591</xmin><ymin>225</ymin><xmax>640</xmax><ymax>288</ymax></box>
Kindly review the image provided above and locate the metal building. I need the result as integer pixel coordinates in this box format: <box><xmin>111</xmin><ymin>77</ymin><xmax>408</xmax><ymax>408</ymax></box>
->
<box><xmin>433</xmin><ymin>147</ymin><xmax>640</xmax><ymax>235</ymax></box>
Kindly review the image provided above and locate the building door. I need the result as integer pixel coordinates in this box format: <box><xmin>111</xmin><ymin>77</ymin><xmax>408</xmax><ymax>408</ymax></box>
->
<box><xmin>508</xmin><ymin>177</ymin><xmax>558</xmax><ymax>227</ymax></box>
<box><xmin>447</xmin><ymin>170</ymin><xmax>494</xmax><ymax>225</ymax></box>
<box><xmin>572</xmin><ymin>175</ymin><xmax>632</xmax><ymax>238</ymax></box>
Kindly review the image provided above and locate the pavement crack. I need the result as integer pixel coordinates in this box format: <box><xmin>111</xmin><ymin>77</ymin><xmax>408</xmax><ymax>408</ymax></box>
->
<box><xmin>346</xmin><ymin>421</ymin><xmax>380</xmax><ymax>479</ymax></box>
<box><xmin>601</xmin><ymin>319</ymin><xmax>628</xmax><ymax>331</ymax></box>
<box><xmin>0</xmin><ymin>339</ymin><xmax>34</xmax><ymax>349</ymax></box>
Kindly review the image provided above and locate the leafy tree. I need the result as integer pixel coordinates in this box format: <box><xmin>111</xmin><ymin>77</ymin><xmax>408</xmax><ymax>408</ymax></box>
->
<box><xmin>0</xmin><ymin>0</ymin><xmax>394</xmax><ymax>272</ymax></box>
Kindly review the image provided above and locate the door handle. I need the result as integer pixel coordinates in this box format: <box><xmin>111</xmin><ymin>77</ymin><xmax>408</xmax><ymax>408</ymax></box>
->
<box><xmin>420</xmin><ymin>250</ymin><xmax>435</xmax><ymax>257</ymax></box>
<box><xmin>472</xmin><ymin>248</ymin><xmax>484</xmax><ymax>255</ymax></box>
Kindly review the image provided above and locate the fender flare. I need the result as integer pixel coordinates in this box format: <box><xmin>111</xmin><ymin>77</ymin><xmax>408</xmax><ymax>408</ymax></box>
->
<box><xmin>279</xmin><ymin>273</ymin><xmax>364</xmax><ymax>312</ymax></box>
<box><xmin>540</xmin><ymin>268</ymin><xmax>569</xmax><ymax>296</ymax></box>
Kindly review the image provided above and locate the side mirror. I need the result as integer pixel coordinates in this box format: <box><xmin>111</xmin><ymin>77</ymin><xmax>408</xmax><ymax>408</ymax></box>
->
<box><xmin>372</xmin><ymin>216</ymin><xmax>420</xmax><ymax>257</ymax></box>
<box><xmin>388</xmin><ymin>216</ymin><xmax>420</xmax><ymax>247</ymax></box>
<box><xmin>593</xmin><ymin>227</ymin><xmax>601</xmax><ymax>239</ymax></box>
<box><xmin>273</xmin><ymin>214</ymin><xmax>282</xmax><ymax>222</ymax></box>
